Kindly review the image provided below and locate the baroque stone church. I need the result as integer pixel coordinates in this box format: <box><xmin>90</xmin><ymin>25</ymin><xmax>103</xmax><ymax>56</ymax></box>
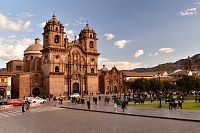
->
<box><xmin>7</xmin><ymin>15</ymin><xmax>100</xmax><ymax>99</ymax></box>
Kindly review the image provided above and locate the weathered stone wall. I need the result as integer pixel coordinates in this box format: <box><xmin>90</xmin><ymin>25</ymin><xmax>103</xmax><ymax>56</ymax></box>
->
<box><xmin>18</xmin><ymin>73</ymin><xmax>31</xmax><ymax>99</ymax></box>
<box><xmin>87</xmin><ymin>75</ymin><xmax>99</xmax><ymax>94</ymax></box>
<box><xmin>49</xmin><ymin>74</ymin><xmax>65</xmax><ymax>96</ymax></box>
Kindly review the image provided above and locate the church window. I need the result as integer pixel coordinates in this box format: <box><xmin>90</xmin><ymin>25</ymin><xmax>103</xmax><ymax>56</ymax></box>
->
<box><xmin>54</xmin><ymin>35</ymin><xmax>59</xmax><ymax>43</ymax></box>
<box><xmin>16</xmin><ymin>66</ymin><xmax>22</xmax><ymax>71</ymax></box>
<box><xmin>55</xmin><ymin>66</ymin><xmax>59</xmax><ymax>72</ymax></box>
<box><xmin>1</xmin><ymin>79</ymin><xmax>5</xmax><ymax>83</ymax></box>
<box><xmin>91</xmin><ymin>68</ymin><xmax>94</xmax><ymax>73</ymax></box>
<box><xmin>91</xmin><ymin>58</ymin><xmax>94</xmax><ymax>62</ymax></box>
<box><xmin>90</xmin><ymin>34</ymin><xmax>93</xmax><ymax>38</ymax></box>
<box><xmin>31</xmin><ymin>56</ymin><xmax>33</xmax><ymax>59</ymax></box>
<box><xmin>34</xmin><ymin>74</ymin><xmax>39</xmax><ymax>81</ymax></box>
<box><xmin>56</xmin><ymin>55</ymin><xmax>59</xmax><ymax>59</ymax></box>
<box><xmin>89</xmin><ymin>41</ymin><xmax>93</xmax><ymax>48</ymax></box>
<box><xmin>56</xmin><ymin>27</ymin><xmax>58</xmax><ymax>31</ymax></box>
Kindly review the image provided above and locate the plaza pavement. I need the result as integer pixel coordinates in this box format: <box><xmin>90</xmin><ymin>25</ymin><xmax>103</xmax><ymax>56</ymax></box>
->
<box><xmin>59</xmin><ymin>97</ymin><xmax>200</xmax><ymax>122</ymax></box>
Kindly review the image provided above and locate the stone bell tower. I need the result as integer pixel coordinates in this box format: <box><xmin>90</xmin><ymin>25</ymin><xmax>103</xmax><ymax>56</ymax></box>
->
<box><xmin>79</xmin><ymin>23</ymin><xmax>100</xmax><ymax>94</ymax></box>
<box><xmin>41</xmin><ymin>15</ymin><xmax>66</xmax><ymax>96</ymax></box>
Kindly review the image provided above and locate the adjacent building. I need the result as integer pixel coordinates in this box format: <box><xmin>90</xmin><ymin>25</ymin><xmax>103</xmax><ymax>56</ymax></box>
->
<box><xmin>0</xmin><ymin>72</ymin><xmax>12</xmax><ymax>99</ymax></box>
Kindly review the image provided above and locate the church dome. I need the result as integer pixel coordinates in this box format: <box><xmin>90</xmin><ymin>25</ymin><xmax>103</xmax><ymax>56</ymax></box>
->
<box><xmin>24</xmin><ymin>37</ymin><xmax>42</xmax><ymax>55</ymax></box>
<box><xmin>79</xmin><ymin>23</ymin><xmax>97</xmax><ymax>39</ymax></box>
<box><xmin>101</xmin><ymin>65</ymin><xmax>108</xmax><ymax>72</ymax></box>
<box><xmin>80</xmin><ymin>23</ymin><xmax>96</xmax><ymax>34</ymax></box>
<box><xmin>47</xmin><ymin>14</ymin><xmax>59</xmax><ymax>24</ymax></box>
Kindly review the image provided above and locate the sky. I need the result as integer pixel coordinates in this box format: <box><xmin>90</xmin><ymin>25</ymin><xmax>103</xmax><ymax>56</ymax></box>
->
<box><xmin>0</xmin><ymin>0</ymin><xmax>200</xmax><ymax>70</ymax></box>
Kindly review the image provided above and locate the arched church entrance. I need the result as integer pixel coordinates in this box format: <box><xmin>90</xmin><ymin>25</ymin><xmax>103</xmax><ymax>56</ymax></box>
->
<box><xmin>32</xmin><ymin>87</ymin><xmax>40</xmax><ymax>97</ymax></box>
<box><xmin>73</xmin><ymin>83</ymin><xmax>79</xmax><ymax>93</ymax></box>
<box><xmin>0</xmin><ymin>88</ymin><xmax>5</xmax><ymax>98</ymax></box>
<box><xmin>113</xmin><ymin>86</ymin><xmax>117</xmax><ymax>93</ymax></box>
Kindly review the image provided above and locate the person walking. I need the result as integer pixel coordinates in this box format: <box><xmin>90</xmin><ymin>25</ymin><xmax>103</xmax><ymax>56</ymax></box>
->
<box><xmin>114</xmin><ymin>102</ymin><xmax>117</xmax><ymax>112</ymax></box>
<box><xmin>87</xmin><ymin>100</ymin><xmax>90</xmax><ymax>109</ymax></box>
<box><xmin>121</xmin><ymin>100</ymin><xmax>126</xmax><ymax>112</ymax></box>
<box><xmin>21</xmin><ymin>102</ymin><xmax>25</xmax><ymax>114</ymax></box>
<box><xmin>26</xmin><ymin>100</ymin><xmax>30</xmax><ymax>113</ymax></box>
<box><xmin>53</xmin><ymin>96</ymin><xmax>57</xmax><ymax>106</ymax></box>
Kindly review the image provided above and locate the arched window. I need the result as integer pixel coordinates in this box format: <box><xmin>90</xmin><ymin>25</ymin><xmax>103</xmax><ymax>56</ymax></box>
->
<box><xmin>55</xmin><ymin>66</ymin><xmax>59</xmax><ymax>72</ymax></box>
<box><xmin>54</xmin><ymin>35</ymin><xmax>60</xmax><ymax>43</ymax></box>
<box><xmin>56</xmin><ymin>27</ymin><xmax>58</xmax><ymax>31</ymax></box>
<box><xmin>91</xmin><ymin>68</ymin><xmax>94</xmax><ymax>73</ymax></box>
<box><xmin>16</xmin><ymin>66</ymin><xmax>22</xmax><ymax>71</ymax></box>
<box><xmin>90</xmin><ymin>34</ymin><xmax>93</xmax><ymax>38</ymax></box>
<box><xmin>89</xmin><ymin>41</ymin><xmax>93</xmax><ymax>48</ymax></box>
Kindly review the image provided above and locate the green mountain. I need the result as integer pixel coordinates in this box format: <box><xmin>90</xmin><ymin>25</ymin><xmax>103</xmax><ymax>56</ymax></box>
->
<box><xmin>133</xmin><ymin>54</ymin><xmax>200</xmax><ymax>72</ymax></box>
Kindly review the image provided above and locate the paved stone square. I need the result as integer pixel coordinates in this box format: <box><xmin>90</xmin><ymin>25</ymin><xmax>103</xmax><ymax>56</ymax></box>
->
<box><xmin>0</xmin><ymin>105</ymin><xmax>200</xmax><ymax>133</ymax></box>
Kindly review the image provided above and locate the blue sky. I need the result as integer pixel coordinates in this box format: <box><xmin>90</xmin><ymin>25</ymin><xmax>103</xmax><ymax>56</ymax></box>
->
<box><xmin>0</xmin><ymin>0</ymin><xmax>200</xmax><ymax>70</ymax></box>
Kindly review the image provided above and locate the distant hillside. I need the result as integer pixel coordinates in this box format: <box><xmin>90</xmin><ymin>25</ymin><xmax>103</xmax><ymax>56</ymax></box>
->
<box><xmin>133</xmin><ymin>54</ymin><xmax>200</xmax><ymax>72</ymax></box>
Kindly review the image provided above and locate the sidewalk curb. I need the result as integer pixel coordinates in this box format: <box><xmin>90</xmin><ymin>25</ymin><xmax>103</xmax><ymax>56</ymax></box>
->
<box><xmin>60</xmin><ymin>106</ymin><xmax>200</xmax><ymax>123</ymax></box>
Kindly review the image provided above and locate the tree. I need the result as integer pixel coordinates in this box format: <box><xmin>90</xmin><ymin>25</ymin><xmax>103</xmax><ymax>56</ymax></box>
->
<box><xmin>176</xmin><ymin>75</ymin><xmax>200</xmax><ymax>95</ymax></box>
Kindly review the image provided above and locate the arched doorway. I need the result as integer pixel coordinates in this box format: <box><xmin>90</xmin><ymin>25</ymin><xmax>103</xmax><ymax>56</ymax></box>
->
<box><xmin>32</xmin><ymin>87</ymin><xmax>40</xmax><ymax>97</ymax></box>
<box><xmin>0</xmin><ymin>88</ymin><xmax>5</xmax><ymax>98</ymax></box>
<box><xmin>113</xmin><ymin>86</ymin><xmax>117</xmax><ymax>93</ymax></box>
<box><xmin>73</xmin><ymin>83</ymin><xmax>79</xmax><ymax>93</ymax></box>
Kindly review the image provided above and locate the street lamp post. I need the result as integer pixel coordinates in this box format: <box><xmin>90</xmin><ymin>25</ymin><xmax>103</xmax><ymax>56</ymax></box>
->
<box><xmin>158</xmin><ymin>73</ymin><xmax>161</xmax><ymax>108</ymax></box>
<box><xmin>124</xmin><ymin>76</ymin><xmax>126</xmax><ymax>100</ymax></box>
<box><xmin>120</xmin><ymin>79</ymin><xmax>122</xmax><ymax>99</ymax></box>
<box><xmin>82</xmin><ymin>64</ymin><xmax>86</xmax><ymax>98</ymax></box>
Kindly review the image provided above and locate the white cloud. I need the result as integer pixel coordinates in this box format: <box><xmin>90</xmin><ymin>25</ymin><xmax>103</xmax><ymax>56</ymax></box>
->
<box><xmin>65</xmin><ymin>30</ymin><xmax>76</xmax><ymax>41</ymax></box>
<box><xmin>178</xmin><ymin>0</ymin><xmax>200</xmax><ymax>17</ymax></box>
<box><xmin>98</xmin><ymin>57</ymin><xmax>142</xmax><ymax>70</ymax></box>
<box><xmin>0</xmin><ymin>13</ymin><xmax>32</xmax><ymax>31</ymax></box>
<box><xmin>72</xmin><ymin>17</ymin><xmax>86</xmax><ymax>26</ymax></box>
<box><xmin>0</xmin><ymin>36</ymin><xmax>34</xmax><ymax>61</ymax></box>
<box><xmin>179</xmin><ymin>7</ymin><xmax>198</xmax><ymax>16</ymax></box>
<box><xmin>134</xmin><ymin>49</ymin><xmax>144</xmax><ymax>58</ymax></box>
<box><xmin>103</xmin><ymin>33</ymin><xmax>114</xmax><ymax>40</ymax></box>
<box><xmin>40</xmin><ymin>22</ymin><xmax>46</xmax><ymax>28</ymax></box>
<box><xmin>64</xmin><ymin>17</ymin><xmax>87</xmax><ymax>27</ymax></box>
<box><xmin>149</xmin><ymin>52</ymin><xmax>158</xmax><ymax>56</ymax></box>
<box><xmin>158</xmin><ymin>48</ymin><xmax>175</xmax><ymax>53</ymax></box>
<box><xmin>17</xmin><ymin>12</ymin><xmax>34</xmax><ymax>18</ymax></box>
<box><xmin>114</xmin><ymin>40</ymin><xmax>129</xmax><ymax>48</ymax></box>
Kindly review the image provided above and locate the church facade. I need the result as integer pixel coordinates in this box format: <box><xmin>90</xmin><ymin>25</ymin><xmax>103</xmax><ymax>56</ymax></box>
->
<box><xmin>7</xmin><ymin>15</ymin><xmax>99</xmax><ymax>99</ymax></box>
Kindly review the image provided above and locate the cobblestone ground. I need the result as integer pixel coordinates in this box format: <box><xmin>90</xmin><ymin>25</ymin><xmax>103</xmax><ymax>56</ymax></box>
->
<box><xmin>60</xmin><ymin>96</ymin><xmax>200</xmax><ymax>121</ymax></box>
<box><xmin>0</xmin><ymin>107</ymin><xmax>200</xmax><ymax>133</ymax></box>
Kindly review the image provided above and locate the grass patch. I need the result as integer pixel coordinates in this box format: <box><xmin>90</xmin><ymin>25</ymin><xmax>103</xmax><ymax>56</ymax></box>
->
<box><xmin>129</xmin><ymin>102</ymin><xmax>200</xmax><ymax>110</ymax></box>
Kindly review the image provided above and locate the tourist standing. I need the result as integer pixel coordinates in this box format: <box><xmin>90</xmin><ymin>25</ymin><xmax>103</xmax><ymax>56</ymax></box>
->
<box><xmin>121</xmin><ymin>100</ymin><xmax>126</xmax><ymax>112</ymax></box>
<box><xmin>87</xmin><ymin>100</ymin><xmax>90</xmax><ymax>109</ymax></box>
<box><xmin>53</xmin><ymin>96</ymin><xmax>57</xmax><ymax>106</ymax></box>
<box><xmin>114</xmin><ymin>102</ymin><xmax>117</xmax><ymax>112</ymax></box>
<box><xmin>26</xmin><ymin>100</ymin><xmax>30</xmax><ymax>113</ymax></box>
<box><xmin>21</xmin><ymin>102</ymin><xmax>25</xmax><ymax>113</ymax></box>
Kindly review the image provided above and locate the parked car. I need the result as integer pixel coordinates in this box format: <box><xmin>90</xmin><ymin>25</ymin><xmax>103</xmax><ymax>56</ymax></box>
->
<box><xmin>70</xmin><ymin>93</ymin><xmax>80</xmax><ymax>98</ymax></box>
<box><xmin>7</xmin><ymin>99</ymin><xmax>24</xmax><ymax>106</ymax></box>
<box><xmin>29</xmin><ymin>97</ymin><xmax>47</xmax><ymax>104</ymax></box>
<box><xmin>0</xmin><ymin>99</ymin><xmax>7</xmax><ymax>105</ymax></box>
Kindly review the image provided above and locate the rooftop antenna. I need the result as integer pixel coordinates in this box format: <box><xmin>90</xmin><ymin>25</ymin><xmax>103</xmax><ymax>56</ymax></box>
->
<box><xmin>52</xmin><ymin>11</ymin><xmax>56</xmax><ymax>18</ymax></box>
<box><xmin>86</xmin><ymin>20</ymin><xmax>89</xmax><ymax>27</ymax></box>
